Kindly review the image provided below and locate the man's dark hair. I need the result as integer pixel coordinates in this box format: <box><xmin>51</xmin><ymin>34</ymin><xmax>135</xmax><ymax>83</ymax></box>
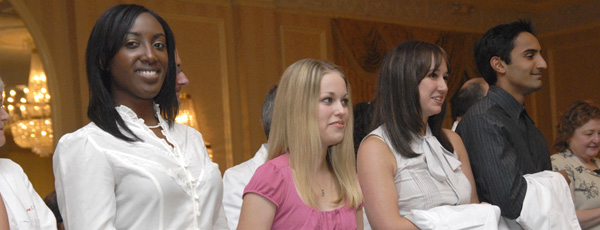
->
<box><xmin>261</xmin><ymin>85</ymin><xmax>277</xmax><ymax>139</ymax></box>
<box><xmin>474</xmin><ymin>20</ymin><xmax>534</xmax><ymax>85</ymax></box>
<box><xmin>353</xmin><ymin>100</ymin><xmax>375</xmax><ymax>154</ymax></box>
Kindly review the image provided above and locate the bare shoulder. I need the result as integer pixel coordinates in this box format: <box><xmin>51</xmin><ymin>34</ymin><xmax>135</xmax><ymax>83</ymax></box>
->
<box><xmin>357</xmin><ymin>135</ymin><xmax>396</xmax><ymax>171</ymax></box>
<box><xmin>443</xmin><ymin>128</ymin><xmax>469</xmax><ymax>160</ymax></box>
<box><xmin>443</xmin><ymin>128</ymin><xmax>463</xmax><ymax>145</ymax></box>
<box><xmin>443</xmin><ymin>128</ymin><xmax>460</xmax><ymax>139</ymax></box>
<box><xmin>358</xmin><ymin>135</ymin><xmax>393</xmax><ymax>158</ymax></box>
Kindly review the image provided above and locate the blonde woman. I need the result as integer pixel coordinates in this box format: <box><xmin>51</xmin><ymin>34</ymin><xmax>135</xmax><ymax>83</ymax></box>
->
<box><xmin>238</xmin><ymin>59</ymin><xmax>363</xmax><ymax>229</ymax></box>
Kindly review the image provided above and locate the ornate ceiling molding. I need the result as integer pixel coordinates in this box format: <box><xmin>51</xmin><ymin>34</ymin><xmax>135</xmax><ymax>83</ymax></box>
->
<box><xmin>272</xmin><ymin>0</ymin><xmax>599</xmax><ymax>34</ymax></box>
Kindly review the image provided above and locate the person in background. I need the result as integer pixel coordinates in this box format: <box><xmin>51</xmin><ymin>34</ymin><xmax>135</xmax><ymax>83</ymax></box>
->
<box><xmin>353</xmin><ymin>100</ymin><xmax>375</xmax><ymax>155</ymax></box>
<box><xmin>551</xmin><ymin>100</ymin><xmax>600</xmax><ymax>229</ymax></box>
<box><xmin>52</xmin><ymin>4</ymin><xmax>227</xmax><ymax>229</ymax></box>
<box><xmin>223</xmin><ymin>85</ymin><xmax>277</xmax><ymax>230</ymax></box>
<box><xmin>238</xmin><ymin>59</ymin><xmax>363</xmax><ymax>229</ymax></box>
<box><xmin>175</xmin><ymin>49</ymin><xmax>189</xmax><ymax>101</ymax></box>
<box><xmin>358</xmin><ymin>41</ymin><xmax>483</xmax><ymax>229</ymax></box>
<box><xmin>43</xmin><ymin>190</ymin><xmax>64</xmax><ymax>230</ymax></box>
<box><xmin>450</xmin><ymin>78</ymin><xmax>488</xmax><ymax>131</ymax></box>
<box><xmin>0</xmin><ymin>77</ymin><xmax>57</xmax><ymax>229</ymax></box>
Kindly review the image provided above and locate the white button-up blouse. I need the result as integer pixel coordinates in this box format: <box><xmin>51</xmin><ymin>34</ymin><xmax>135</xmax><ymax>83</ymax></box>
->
<box><xmin>53</xmin><ymin>105</ymin><xmax>227</xmax><ymax>230</ymax></box>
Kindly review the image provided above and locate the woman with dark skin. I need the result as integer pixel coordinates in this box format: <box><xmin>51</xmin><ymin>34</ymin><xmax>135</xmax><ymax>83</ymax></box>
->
<box><xmin>53</xmin><ymin>5</ymin><xmax>226</xmax><ymax>229</ymax></box>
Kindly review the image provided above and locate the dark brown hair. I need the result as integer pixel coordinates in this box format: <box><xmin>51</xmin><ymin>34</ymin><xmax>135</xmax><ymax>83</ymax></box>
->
<box><xmin>373</xmin><ymin>41</ymin><xmax>453</xmax><ymax>158</ymax></box>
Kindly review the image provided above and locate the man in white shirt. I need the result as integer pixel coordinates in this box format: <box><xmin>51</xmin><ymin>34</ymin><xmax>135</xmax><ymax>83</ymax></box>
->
<box><xmin>222</xmin><ymin>85</ymin><xmax>277</xmax><ymax>230</ymax></box>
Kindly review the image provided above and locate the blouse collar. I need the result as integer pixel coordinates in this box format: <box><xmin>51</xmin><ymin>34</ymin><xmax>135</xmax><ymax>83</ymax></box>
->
<box><xmin>114</xmin><ymin>104</ymin><xmax>165</xmax><ymax>129</ymax></box>
<box><xmin>412</xmin><ymin>125</ymin><xmax>462</xmax><ymax>182</ymax></box>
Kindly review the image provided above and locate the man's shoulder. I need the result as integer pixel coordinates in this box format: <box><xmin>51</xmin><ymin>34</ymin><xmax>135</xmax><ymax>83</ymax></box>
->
<box><xmin>224</xmin><ymin>145</ymin><xmax>268</xmax><ymax>178</ymax></box>
<box><xmin>461</xmin><ymin>97</ymin><xmax>503</xmax><ymax>122</ymax></box>
<box><xmin>457</xmin><ymin>96</ymin><xmax>514</xmax><ymax>135</ymax></box>
<box><xmin>224</xmin><ymin>157</ymin><xmax>262</xmax><ymax>178</ymax></box>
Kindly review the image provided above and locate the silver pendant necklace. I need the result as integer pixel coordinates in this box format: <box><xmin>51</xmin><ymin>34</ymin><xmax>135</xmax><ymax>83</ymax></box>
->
<box><xmin>316</xmin><ymin>180</ymin><xmax>325</xmax><ymax>197</ymax></box>
<box><xmin>146</xmin><ymin>114</ymin><xmax>160</xmax><ymax>129</ymax></box>
<box><xmin>146</xmin><ymin>124</ymin><xmax>160</xmax><ymax>129</ymax></box>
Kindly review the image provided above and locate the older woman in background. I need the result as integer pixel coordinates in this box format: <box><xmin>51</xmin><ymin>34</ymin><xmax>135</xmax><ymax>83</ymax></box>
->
<box><xmin>552</xmin><ymin>100</ymin><xmax>600</xmax><ymax>230</ymax></box>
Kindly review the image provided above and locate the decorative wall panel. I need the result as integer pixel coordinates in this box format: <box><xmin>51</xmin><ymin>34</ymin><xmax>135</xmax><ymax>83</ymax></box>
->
<box><xmin>280</xmin><ymin>25</ymin><xmax>327</xmax><ymax>69</ymax></box>
<box><xmin>166</xmin><ymin>14</ymin><xmax>233</xmax><ymax>171</ymax></box>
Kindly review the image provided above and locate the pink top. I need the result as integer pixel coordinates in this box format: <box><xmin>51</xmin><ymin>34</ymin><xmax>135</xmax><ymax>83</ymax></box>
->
<box><xmin>243</xmin><ymin>154</ymin><xmax>361</xmax><ymax>230</ymax></box>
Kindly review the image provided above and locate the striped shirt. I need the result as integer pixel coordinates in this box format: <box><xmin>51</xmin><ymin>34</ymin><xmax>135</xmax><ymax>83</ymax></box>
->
<box><xmin>456</xmin><ymin>85</ymin><xmax>551</xmax><ymax>219</ymax></box>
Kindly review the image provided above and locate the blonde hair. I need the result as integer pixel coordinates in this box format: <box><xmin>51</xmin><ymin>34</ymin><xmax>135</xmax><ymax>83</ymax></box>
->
<box><xmin>267</xmin><ymin>59</ymin><xmax>362</xmax><ymax>209</ymax></box>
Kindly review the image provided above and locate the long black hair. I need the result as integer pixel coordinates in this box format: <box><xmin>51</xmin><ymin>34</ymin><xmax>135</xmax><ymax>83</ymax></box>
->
<box><xmin>86</xmin><ymin>4</ymin><xmax>178</xmax><ymax>142</ymax></box>
<box><xmin>373</xmin><ymin>41</ymin><xmax>453</xmax><ymax>158</ymax></box>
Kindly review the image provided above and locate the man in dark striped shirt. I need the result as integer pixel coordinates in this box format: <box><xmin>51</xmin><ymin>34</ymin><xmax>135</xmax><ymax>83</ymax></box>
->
<box><xmin>456</xmin><ymin>20</ymin><xmax>552</xmax><ymax>219</ymax></box>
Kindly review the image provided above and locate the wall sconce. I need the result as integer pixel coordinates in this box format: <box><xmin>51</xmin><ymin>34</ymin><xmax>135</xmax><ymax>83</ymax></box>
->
<box><xmin>6</xmin><ymin>50</ymin><xmax>53</xmax><ymax>157</ymax></box>
<box><xmin>175</xmin><ymin>93</ymin><xmax>212</xmax><ymax>160</ymax></box>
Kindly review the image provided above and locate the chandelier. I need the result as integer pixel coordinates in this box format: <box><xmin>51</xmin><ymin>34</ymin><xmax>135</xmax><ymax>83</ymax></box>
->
<box><xmin>175</xmin><ymin>93</ymin><xmax>198</xmax><ymax>130</ymax></box>
<box><xmin>6</xmin><ymin>51</ymin><xmax>53</xmax><ymax>157</ymax></box>
<box><xmin>175</xmin><ymin>93</ymin><xmax>212</xmax><ymax>160</ymax></box>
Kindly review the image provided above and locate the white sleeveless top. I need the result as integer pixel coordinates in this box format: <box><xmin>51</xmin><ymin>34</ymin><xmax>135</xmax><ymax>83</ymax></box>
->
<box><xmin>367</xmin><ymin>125</ymin><xmax>471</xmax><ymax>216</ymax></box>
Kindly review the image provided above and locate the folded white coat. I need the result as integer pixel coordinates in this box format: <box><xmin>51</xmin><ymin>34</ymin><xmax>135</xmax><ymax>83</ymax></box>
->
<box><xmin>515</xmin><ymin>171</ymin><xmax>581</xmax><ymax>230</ymax></box>
<box><xmin>404</xmin><ymin>203</ymin><xmax>508</xmax><ymax>230</ymax></box>
<box><xmin>404</xmin><ymin>170</ymin><xmax>582</xmax><ymax>230</ymax></box>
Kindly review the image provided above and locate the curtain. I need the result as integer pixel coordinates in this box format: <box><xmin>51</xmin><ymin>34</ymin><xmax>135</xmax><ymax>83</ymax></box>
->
<box><xmin>332</xmin><ymin>18</ymin><xmax>482</xmax><ymax>128</ymax></box>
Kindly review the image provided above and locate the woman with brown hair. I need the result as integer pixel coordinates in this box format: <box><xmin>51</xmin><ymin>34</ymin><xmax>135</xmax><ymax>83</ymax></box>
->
<box><xmin>552</xmin><ymin>100</ymin><xmax>600</xmax><ymax>229</ymax></box>
<box><xmin>358</xmin><ymin>41</ymin><xmax>486</xmax><ymax>229</ymax></box>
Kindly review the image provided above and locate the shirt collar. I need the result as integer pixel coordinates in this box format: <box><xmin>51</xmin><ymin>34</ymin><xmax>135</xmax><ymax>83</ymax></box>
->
<box><xmin>488</xmin><ymin>85</ymin><xmax>527</xmax><ymax>123</ymax></box>
<box><xmin>114</xmin><ymin>103</ymin><xmax>164</xmax><ymax>128</ymax></box>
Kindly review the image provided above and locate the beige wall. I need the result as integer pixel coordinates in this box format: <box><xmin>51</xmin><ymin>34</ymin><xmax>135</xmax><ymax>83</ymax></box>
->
<box><xmin>537</xmin><ymin>24</ymin><xmax>600</xmax><ymax>151</ymax></box>
<box><xmin>5</xmin><ymin>0</ymin><xmax>600</xmax><ymax>195</ymax></box>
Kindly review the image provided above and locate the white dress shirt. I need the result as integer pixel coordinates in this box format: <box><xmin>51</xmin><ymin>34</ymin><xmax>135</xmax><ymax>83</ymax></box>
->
<box><xmin>0</xmin><ymin>159</ymin><xmax>56</xmax><ymax>230</ymax></box>
<box><xmin>53</xmin><ymin>105</ymin><xmax>227</xmax><ymax>230</ymax></box>
<box><xmin>451</xmin><ymin>120</ymin><xmax>459</xmax><ymax>131</ymax></box>
<box><xmin>222</xmin><ymin>144</ymin><xmax>268</xmax><ymax>230</ymax></box>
